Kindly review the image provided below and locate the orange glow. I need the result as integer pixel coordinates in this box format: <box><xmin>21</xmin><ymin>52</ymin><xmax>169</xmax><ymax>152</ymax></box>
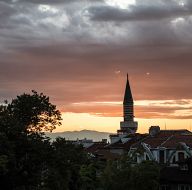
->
<box><xmin>54</xmin><ymin>112</ymin><xmax>192</xmax><ymax>133</ymax></box>
<box><xmin>55</xmin><ymin>113</ymin><xmax>120</xmax><ymax>133</ymax></box>
<box><xmin>54</xmin><ymin>99</ymin><xmax>192</xmax><ymax>133</ymax></box>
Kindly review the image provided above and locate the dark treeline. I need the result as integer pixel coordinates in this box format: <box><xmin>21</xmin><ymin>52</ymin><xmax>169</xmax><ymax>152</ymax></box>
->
<box><xmin>0</xmin><ymin>91</ymin><xmax>160</xmax><ymax>190</ymax></box>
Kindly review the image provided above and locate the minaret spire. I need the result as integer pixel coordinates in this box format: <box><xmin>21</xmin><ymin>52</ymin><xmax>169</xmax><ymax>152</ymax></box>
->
<box><xmin>123</xmin><ymin>74</ymin><xmax>133</xmax><ymax>121</ymax></box>
<box><xmin>110</xmin><ymin>74</ymin><xmax>138</xmax><ymax>143</ymax></box>
<box><xmin>120</xmin><ymin>74</ymin><xmax>138</xmax><ymax>134</ymax></box>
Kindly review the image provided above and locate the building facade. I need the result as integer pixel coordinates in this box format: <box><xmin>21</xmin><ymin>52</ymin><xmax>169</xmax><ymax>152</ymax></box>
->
<box><xmin>129</xmin><ymin>126</ymin><xmax>192</xmax><ymax>165</ymax></box>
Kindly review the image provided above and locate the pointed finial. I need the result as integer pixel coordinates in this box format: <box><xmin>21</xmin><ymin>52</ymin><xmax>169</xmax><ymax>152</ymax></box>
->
<box><xmin>127</xmin><ymin>73</ymin><xmax>129</xmax><ymax>80</ymax></box>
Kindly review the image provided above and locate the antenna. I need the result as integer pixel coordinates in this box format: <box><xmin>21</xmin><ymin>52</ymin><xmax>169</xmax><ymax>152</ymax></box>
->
<box><xmin>127</xmin><ymin>73</ymin><xmax>129</xmax><ymax>80</ymax></box>
<box><xmin>164</xmin><ymin>121</ymin><xmax>167</xmax><ymax>130</ymax></box>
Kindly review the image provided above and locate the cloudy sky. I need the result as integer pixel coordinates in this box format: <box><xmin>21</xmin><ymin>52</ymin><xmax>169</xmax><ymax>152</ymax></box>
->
<box><xmin>0</xmin><ymin>0</ymin><xmax>192</xmax><ymax>133</ymax></box>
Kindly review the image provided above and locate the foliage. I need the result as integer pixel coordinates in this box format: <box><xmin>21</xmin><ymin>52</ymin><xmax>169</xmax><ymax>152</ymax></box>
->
<box><xmin>0</xmin><ymin>91</ymin><xmax>160</xmax><ymax>190</ymax></box>
<box><xmin>100</xmin><ymin>158</ymin><xmax>160</xmax><ymax>190</ymax></box>
<box><xmin>0</xmin><ymin>91</ymin><xmax>63</xmax><ymax>189</ymax></box>
<box><xmin>79</xmin><ymin>163</ymin><xmax>98</xmax><ymax>190</ymax></box>
<box><xmin>130</xmin><ymin>161</ymin><xmax>160</xmax><ymax>190</ymax></box>
<box><xmin>44</xmin><ymin>137</ymin><xmax>88</xmax><ymax>190</ymax></box>
<box><xmin>0</xmin><ymin>155</ymin><xmax>8</xmax><ymax>175</ymax></box>
<box><xmin>0</xmin><ymin>90</ymin><xmax>62</xmax><ymax>134</ymax></box>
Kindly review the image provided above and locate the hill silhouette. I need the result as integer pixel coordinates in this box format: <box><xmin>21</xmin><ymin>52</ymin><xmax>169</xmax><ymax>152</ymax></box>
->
<box><xmin>46</xmin><ymin>130</ymin><xmax>112</xmax><ymax>142</ymax></box>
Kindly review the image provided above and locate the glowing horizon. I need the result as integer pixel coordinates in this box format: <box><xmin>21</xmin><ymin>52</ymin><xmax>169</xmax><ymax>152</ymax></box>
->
<box><xmin>54</xmin><ymin>112</ymin><xmax>192</xmax><ymax>134</ymax></box>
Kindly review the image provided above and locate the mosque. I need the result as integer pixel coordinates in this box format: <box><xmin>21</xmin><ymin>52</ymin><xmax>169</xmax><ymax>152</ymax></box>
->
<box><xmin>85</xmin><ymin>75</ymin><xmax>192</xmax><ymax>189</ymax></box>
<box><xmin>86</xmin><ymin>74</ymin><xmax>192</xmax><ymax>166</ymax></box>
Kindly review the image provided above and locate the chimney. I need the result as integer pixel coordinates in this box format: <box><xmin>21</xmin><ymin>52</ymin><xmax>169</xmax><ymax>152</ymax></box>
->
<box><xmin>149</xmin><ymin>126</ymin><xmax>160</xmax><ymax>136</ymax></box>
<box><xmin>102</xmin><ymin>139</ymin><xmax>107</xmax><ymax>143</ymax></box>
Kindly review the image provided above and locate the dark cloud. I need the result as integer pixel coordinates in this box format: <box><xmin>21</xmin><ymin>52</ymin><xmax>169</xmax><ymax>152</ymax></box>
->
<box><xmin>1</xmin><ymin>41</ymin><xmax>192</xmax><ymax>106</ymax></box>
<box><xmin>0</xmin><ymin>0</ymin><xmax>103</xmax><ymax>5</ymax></box>
<box><xmin>0</xmin><ymin>2</ymin><xmax>17</xmax><ymax>29</ymax></box>
<box><xmin>0</xmin><ymin>2</ymin><xmax>15</xmax><ymax>17</ymax></box>
<box><xmin>0</xmin><ymin>0</ymin><xmax>192</xmax><ymax>120</ymax></box>
<box><xmin>87</xmin><ymin>1</ymin><xmax>192</xmax><ymax>22</ymax></box>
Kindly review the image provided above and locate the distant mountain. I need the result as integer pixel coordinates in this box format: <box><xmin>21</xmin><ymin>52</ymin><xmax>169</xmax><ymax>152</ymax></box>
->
<box><xmin>45</xmin><ymin>130</ymin><xmax>112</xmax><ymax>142</ymax></box>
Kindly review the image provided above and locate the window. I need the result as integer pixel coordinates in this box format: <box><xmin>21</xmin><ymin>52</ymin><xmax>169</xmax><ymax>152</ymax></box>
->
<box><xmin>180</xmin><ymin>164</ymin><xmax>188</xmax><ymax>171</ymax></box>
<box><xmin>160</xmin><ymin>185</ymin><xmax>169</xmax><ymax>190</ymax></box>
<box><xmin>159</xmin><ymin>150</ymin><xmax>165</xmax><ymax>163</ymax></box>
<box><xmin>145</xmin><ymin>154</ymin><xmax>149</xmax><ymax>160</ymax></box>
<box><xmin>133</xmin><ymin>154</ymin><xmax>138</xmax><ymax>162</ymax></box>
<box><xmin>178</xmin><ymin>152</ymin><xmax>185</xmax><ymax>162</ymax></box>
<box><xmin>178</xmin><ymin>184</ymin><xmax>191</xmax><ymax>190</ymax></box>
<box><xmin>172</xmin><ymin>155</ymin><xmax>176</xmax><ymax>163</ymax></box>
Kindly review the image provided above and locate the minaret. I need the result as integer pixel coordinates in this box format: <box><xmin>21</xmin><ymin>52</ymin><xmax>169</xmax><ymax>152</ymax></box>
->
<box><xmin>119</xmin><ymin>74</ymin><xmax>138</xmax><ymax>134</ymax></box>
<box><xmin>123</xmin><ymin>74</ymin><xmax>134</xmax><ymax>122</ymax></box>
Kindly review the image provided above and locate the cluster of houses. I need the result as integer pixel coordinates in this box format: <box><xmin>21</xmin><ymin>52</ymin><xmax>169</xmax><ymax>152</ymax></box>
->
<box><xmin>86</xmin><ymin>127</ymin><xmax>192</xmax><ymax>164</ymax></box>
<box><xmin>75</xmin><ymin>75</ymin><xmax>192</xmax><ymax>190</ymax></box>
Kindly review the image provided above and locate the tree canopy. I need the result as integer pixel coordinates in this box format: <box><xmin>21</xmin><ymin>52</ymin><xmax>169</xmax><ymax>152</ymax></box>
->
<box><xmin>0</xmin><ymin>90</ymin><xmax>62</xmax><ymax>135</ymax></box>
<box><xmin>0</xmin><ymin>91</ymin><xmax>160</xmax><ymax>190</ymax></box>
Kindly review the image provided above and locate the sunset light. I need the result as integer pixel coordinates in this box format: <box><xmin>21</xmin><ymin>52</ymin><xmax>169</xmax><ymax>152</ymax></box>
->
<box><xmin>1</xmin><ymin>0</ymin><xmax>192</xmax><ymax>188</ymax></box>
<box><xmin>57</xmin><ymin>112</ymin><xmax>192</xmax><ymax>134</ymax></box>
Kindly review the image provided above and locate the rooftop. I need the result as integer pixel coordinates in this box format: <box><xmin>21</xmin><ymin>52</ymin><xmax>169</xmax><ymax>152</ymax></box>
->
<box><xmin>131</xmin><ymin>130</ymin><xmax>192</xmax><ymax>149</ymax></box>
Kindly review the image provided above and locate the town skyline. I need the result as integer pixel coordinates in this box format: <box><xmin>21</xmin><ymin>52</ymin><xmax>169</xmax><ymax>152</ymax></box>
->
<box><xmin>0</xmin><ymin>0</ymin><xmax>192</xmax><ymax>133</ymax></box>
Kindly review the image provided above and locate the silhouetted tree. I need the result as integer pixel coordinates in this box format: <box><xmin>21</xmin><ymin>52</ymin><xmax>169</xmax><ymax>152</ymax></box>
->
<box><xmin>100</xmin><ymin>156</ymin><xmax>132</xmax><ymax>190</ymax></box>
<box><xmin>44</xmin><ymin>137</ymin><xmax>88</xmax><ymax>190</ymax></box>
<box><xmin>100</xmin><ymin>158</ymin><xmax>160</xmax><ymax>190</ymax></box>
<box><xmin>4</xmin><ymin>90</ymin><xmax>61</xmax><ymax>133</ymax></box>
<box><xmin>0</xmin><ymin>91</ymin><xmax>160</xmax><ymax>190</ymax></box>
<box><xmin>130</xmin><ymin>161</ymin><xmax>160</xmax><ymax>190</ymax></box>
<box><xmin>79</xmin><ymin>163</ymin><xmax>98</xmax><ymax>190</ymax></box>
<box><xmin>0</xmin><ymin>91</ymin><xmax>62</xmax><ymax>189</ymax></box>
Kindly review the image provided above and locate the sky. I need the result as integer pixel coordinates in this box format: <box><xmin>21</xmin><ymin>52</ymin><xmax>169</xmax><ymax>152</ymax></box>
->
<box><xmin>0</xmin><ymin>0</ymin><xmax>192</xmax><ymax>133</ymax></box>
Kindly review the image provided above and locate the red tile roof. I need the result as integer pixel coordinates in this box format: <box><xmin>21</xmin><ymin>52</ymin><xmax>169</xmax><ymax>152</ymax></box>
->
<box><xmin>85</xmin><ymin>142</ymin><xmax>107</xmax><ymax>153</ymax></box>
<box><xmin>131</xmin><ymin>130</ymin><xmax>192</xmax><ymax>149</ymax></box>
<box><xmin>163</xmin><ymin>134</ymin><xmax>192</xmax><ymax>148</ymax></box>
<box><xmin>95</xmin><ymin>150</ymin><xmax>121</xmax><ymax>160</ymax></box>
<box><xmin>108</xmin><ymin>133</ymin><xmax>147</xmax><ymax>150</ymax></box>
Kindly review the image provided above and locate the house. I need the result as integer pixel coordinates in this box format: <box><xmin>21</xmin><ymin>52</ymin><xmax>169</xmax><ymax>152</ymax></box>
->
<box><xmin>129</xmin><ymin>126</ymin><xmax>192</xmax><ymax>164</ymax></box>
<box><xmin>85</xmin><ymin>140</ymin><xmax>121</xmax><ymax>161</ymax></box>
<box><xmin>107</xmin><ymin>133</ymin><xmax>147</xmax><ymax>155</ymax></box>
